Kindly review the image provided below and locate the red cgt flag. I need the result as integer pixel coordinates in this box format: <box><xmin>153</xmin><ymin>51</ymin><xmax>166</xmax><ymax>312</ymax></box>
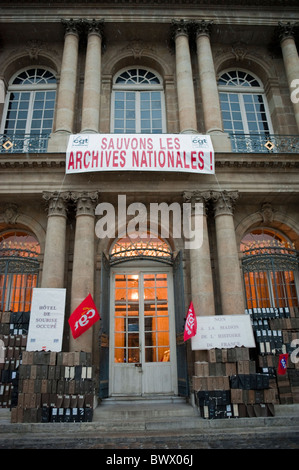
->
<box><xmin>184</xmin><ymin>301</ymin><xmax>197</xmax><ymax>341</ymax></box>
<box><xmin>68</xmin><ymin>293</ymin><xmax>100</xmax><ymax>339</ymax></box>
<box><xmin>277</xmin><ymin>353</ymin><xmax>289</xmax><ymax>375</ymax></box>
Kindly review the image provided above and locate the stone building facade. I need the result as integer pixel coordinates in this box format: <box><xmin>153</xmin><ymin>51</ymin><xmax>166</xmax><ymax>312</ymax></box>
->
<box><xmin>0</xmin><ymin>1</ymin><xmax>299</xmax><ymax>421</ymax></box>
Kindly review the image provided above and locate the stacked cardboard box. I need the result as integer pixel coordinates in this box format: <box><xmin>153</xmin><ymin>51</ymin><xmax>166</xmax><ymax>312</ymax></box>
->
<box><xmin>0</xmin><ymin>311</ymin><xmax>27</xmax><ymax>408</ymax></box>
<box><xmin>250</xmin><ymin>306</ymin><xmax>299</xmax><ymax>404</ymax></box>
<box><xmin>192</xmin><ymin>347</ymin><xmax>276</xmax><ymax>419</ymax></box>
<box><xmin>11</xmin><ymin>351</ymin><xmax>96</xmax><ymax>423</ymax></box>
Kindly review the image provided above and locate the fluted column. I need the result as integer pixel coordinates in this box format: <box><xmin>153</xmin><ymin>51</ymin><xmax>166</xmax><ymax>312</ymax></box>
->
<box><xmin>278</xmin><ymin>22</ymin><xmax>299</xmax><ymax>132</ymax></box>
<box><xmin>81</xmin><ymin>20</ymin><xmax>104</xmax><ymax>133</ymax></box>
<box><xmin>70</xmin><ymin>191</ymin><xmax>98</xmax><ymax>353</ymax></box>
<box><xmin>41</xmin><ymin>192</ymin><xmax>70</xmax><ymax>288</ymax></box>
<box><xmin>172</xmin><ymin>20</ymin><xmax>198</xmax><ymax>133</ymax></box>
<box><xmin>48</xmin><ymin>19</ymin><xmax>81</xmax><ymax>151</ymax></box>
<box><xmin>212</xmin><ymin>191</ymin><xmax>245</xmax><ymax>315</ymax></box>
<box><xmin>183</xmin><ymin>191</ymin><xmax>215</xmax><ymax>317</ymax></box>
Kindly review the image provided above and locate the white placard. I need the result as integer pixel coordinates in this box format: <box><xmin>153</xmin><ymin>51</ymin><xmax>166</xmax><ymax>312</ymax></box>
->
<box><xmin>66</xmin><ymin>133</ymin><xmax>214</xmax><ymax>175</ymax></box>
<box><xmin>191</xmin><ymin>315</ymin><xmax>256</xmax><ymax>350</ymax></box>
<box><xmin>27</xmin><ymin>288</ymin><xmax>66</xmax><ymax>352</ymax></box>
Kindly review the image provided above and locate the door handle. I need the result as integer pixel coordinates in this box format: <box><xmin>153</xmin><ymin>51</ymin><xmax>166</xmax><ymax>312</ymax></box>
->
<box><xmin>134</xmin><ymin>363</ymin><xmax>142</xmax><ymax>367</ymax></box>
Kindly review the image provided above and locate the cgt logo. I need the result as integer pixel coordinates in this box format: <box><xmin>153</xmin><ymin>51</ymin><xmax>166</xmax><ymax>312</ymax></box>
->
<box><xmin>72</xmin><ymin>135</ymin><xmax>89</xmax><ymax>146</ymax></box>
<box><xmin>192</xmin><ymin>136</ymin><xmax>209</xmax><ymax>148</ymax></box>
<box><xmin>74</xmin><ymin>307</ymin><xmax>97</xmax><ymax>332</ymax></box>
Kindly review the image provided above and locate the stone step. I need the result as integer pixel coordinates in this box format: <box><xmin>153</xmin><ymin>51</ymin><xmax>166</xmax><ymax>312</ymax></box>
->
<box><xmin>1</xmin><ymin>413</ymin><xmax>299</xmax><ymax>436</ymax></box>
<box><xmin>95</xmin><ymin>397</ymin><xmax>197</xmax><ymax>420</ymax></box>
<box><xmin>1</xmin><ymin>404</ymin><xmax>299</xmax><ymax>435</ymax></box>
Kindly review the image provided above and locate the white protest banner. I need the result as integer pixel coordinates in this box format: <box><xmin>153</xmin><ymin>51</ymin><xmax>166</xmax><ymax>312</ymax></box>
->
<box><xmin>66</xmin><ymin>133</ymin><xmax>214</xmax><ymax>175</ymax></box>
<box><xmin>191</xmin><ymin>315</ymin><xmax>256</xmax><ymax>350</ymax></box>
<box><xmin>27</xmin><ymin>288</ymin><xmax>66</xmax><ymax>352</ymax></box>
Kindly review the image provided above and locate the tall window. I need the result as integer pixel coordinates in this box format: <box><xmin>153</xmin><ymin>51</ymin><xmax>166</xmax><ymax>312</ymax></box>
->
<box><xmin>0</xmin><ymin>230</ymin><xmax>40</xmax><ymax>317</ymax></box>
<box><xmin>241</xmin><ymin>229</ymin><xmax>299</xmax><ymax>309</ymax></box>
<box><xmin>218</xmin><ymin>70</ymin><xmax>273</xmax><ymax>151</ymax></box>
<box><xmin>111</xmin><ymin>68</ymin><xmax>166</xmax><ymax>133</ymax></box>
<box><xmin>0</xmin><ymin>68</ymin><xmax>56</xmax><ymax>152</ymax></box>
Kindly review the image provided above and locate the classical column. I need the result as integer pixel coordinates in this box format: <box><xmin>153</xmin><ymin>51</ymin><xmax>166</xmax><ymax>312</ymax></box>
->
<box><xmin>41</xmin><ymin>192</ymin><xmax>70</xmax><ymax>288</ymax></box>
<box><xmin>195</xmin><ymin>21</ymin><xmax>222</xmax><ymax>133</ymax></box>
<box><xmin>81</xmin><ymin>20</ymin><xmax>104</xmax><ymax>133</ymax></box>
<box><xmin>211</xmin><ymin>191</ymin><xmax>245</xmax><ymax>315</ymax></box>
<box><xmin>70</xmin><ymin>191</ymin><xmax>98</xmax><ymax>353</ymax></box>
<box><xmin>278</xmin><ymin>22</ymin><xmax>299</xmax><ymax>132</ymax></box>
<box><xmin>183</xmin><ymin>190</ymin><xmax>215</xmax><ymax>317</ymax></box>
<box><xmin>0</xmin><ymin>78</ymin><xmax>5</xmax><ymax>124</ymax></box>
<box><xmin>48</xmin><ymin>19</ymin><xmax>81</xmax><ymax>151</ymax></box>
<box><xmin>172</xmin><ymin>20</ymin><xmax>198</xmax><ymax>133</ymax></box>
<box><xmin>195</xmin><ymin>20</ymin><xmax>231</xmax><ymax>151</ymax></box>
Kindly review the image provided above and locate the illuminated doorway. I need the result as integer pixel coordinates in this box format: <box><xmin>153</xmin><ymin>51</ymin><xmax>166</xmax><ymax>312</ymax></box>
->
<box><xmin>110</xmin><ymin>267</ymin><xmax>177</xmax><ymax>396</ymax></box>
<box><xmin>101</xmin><ymin>233</ymin><xmax>179</xmax><ymax>397</ymax></box>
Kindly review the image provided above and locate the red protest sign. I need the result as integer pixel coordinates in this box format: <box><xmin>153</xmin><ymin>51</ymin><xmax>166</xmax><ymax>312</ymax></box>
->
<box><xmin>68</xmin><ymin>294</ymin><xmax>100</xmax><ymax>339</ymax></box>
<box><xmin>277</xmin><ymin>353</ymin><xmax>289</xmax><ymax>375</ymax></box>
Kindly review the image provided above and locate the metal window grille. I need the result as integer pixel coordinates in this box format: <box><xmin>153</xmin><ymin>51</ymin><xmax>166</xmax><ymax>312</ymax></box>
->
<box><xmin>242</xmin><ymin>245</ymin><xmax>299</xmax><ymax>309</ymax></box>
<box><xmin>0</xmin><ymin>246</ymin><xmax>39</xmax><ymax>332</ymax></box>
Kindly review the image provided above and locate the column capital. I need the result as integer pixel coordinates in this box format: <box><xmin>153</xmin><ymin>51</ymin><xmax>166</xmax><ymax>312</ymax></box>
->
<box><xmin>183</xmin><ymin>190</ymin><xmax>211</xmax><ymax>215</ymax></box>
<box><xmin>71</xmin><ymin>191</ymin><xmax>99</xmax><ymax>216</ymax></box>
<box><xmin>183</xmin><ymin>190</ymin><xmax>211</xmax><ymax>204</ymax></box>
<box><xmin>82</xmin><ymin>18</ymin><xmax>105</xmax><ymax>37</ymax></box>
<box><xmin>278</xmin><ymin>21</ymin><xmax>298</xmax><ymax>43</ymax></box>
<box><xmin>194</xmin><ymin>19</ymin><xmax>213</xmax><ymax>39</ymax></box>
<box><xmin>43</xmin><ymin>191</ymin><xmax>70</xmax><ymax>217</ymax></box>
<box><xmin>171</xmin><ymin>19</ymin><xmax>191</xmax><ymax>39</ymax></box>
<box><xmin>211</xmin><ymin>190</ymin><xmax>239</xmax><ymax>216</ymax></box>
<box><xmin>61</xmin><ymin>18</ymin><xmax>84</xmax><ymax>36</ymax></box>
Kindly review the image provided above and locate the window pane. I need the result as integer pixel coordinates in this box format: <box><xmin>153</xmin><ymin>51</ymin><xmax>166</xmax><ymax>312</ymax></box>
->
<box><xmin>113</xmin><ymin>91</ymin><xmax>136</xmax><ymax>133</ymax></box>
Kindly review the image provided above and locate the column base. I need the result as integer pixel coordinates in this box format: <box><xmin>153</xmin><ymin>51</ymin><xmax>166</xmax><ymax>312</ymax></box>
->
<box><xmin>180</xmin><ymin>128</ymin><xmax>199</xmax><ymax>134</ymax></box>
<box><xmin>80</xmin><ymin>128</ymin><xmax>99</xmax><ymax>134</ymax></box>
<box><xmin>47</xmin><ymin>131</ymin><xmax>71</xmax><ymax>153</ymax></box>
<box><xmin>209</xmin><ymin>131</ymin><xmax>232</xmax><ymax>152</ymax></box>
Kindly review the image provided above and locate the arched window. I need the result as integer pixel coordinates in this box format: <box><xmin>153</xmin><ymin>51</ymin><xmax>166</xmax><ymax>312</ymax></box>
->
<box><xmin>218</xmin><ymin>70</ymin><xmax>273</xmax><ymax>152</ymax></box>
<box><xmin>110</xmin><ymin>232</ymin><xmax>172</xmax><ymax>265</ymax></box>
<box><xmin>111</xmin><ymin>67</ymin><xmax>166</xmax><ymax>134</ymax></box>
<box><xmin>0</xmin><ymin>68</ymin><xmax>57</xmax><ymax>152</ymax></box>
<box><xmin>0</xmin><ymin>230</ymin><xmax>40</xmax><ymax>324</ymax></box>
<box><xmin>241</xmin><ymin>228</ymin><xmax>299</xmax><ymax>309</ymax></box>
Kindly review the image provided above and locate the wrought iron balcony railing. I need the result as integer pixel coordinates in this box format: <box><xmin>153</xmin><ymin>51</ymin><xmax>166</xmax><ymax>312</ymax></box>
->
<box><xmin>0</xmin><ymin>132</ymin><xmax>298</xmax><ymax>155</ymax></box>
<box><xmin>230</xmin><ymin>133</ymin><xmax>299</xmax><ymax>154</ymax></box>
<box><xmin>0</xmin><ymin>133</ymin><xmax>50</xmax><ymax>153</ymax></box>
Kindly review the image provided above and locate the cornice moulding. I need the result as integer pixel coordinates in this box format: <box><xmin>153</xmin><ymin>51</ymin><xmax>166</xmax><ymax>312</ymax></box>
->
<box><xmin>1</xmin><ymin>152</ymin><xmax>299</xmax><ymax>170</ymax></box>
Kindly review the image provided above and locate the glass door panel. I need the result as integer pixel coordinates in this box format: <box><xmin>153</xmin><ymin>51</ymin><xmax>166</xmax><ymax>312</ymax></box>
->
<box><xmin>114</xmin><ymin>274</ymin><xmax>140</xmax><ymax>363</ymax></box>
<box><xmin>144</xmin><ymin>273</ymin><xmax>170</xmax><ymax>363</ymax></box>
